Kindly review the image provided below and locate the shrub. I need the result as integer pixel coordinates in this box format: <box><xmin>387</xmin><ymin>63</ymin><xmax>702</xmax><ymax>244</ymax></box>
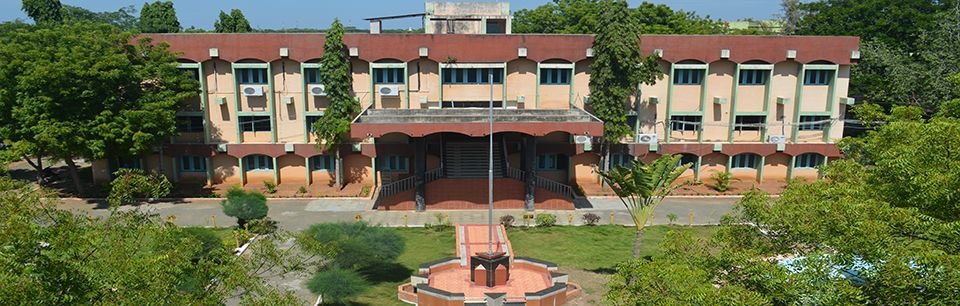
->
<box><xmin>220</xmin><ymin>187</ymin><xmax>268</xmax><ymax>228</ymax></box>
<box><xmin>297</xmin><ymin>185</ymin><xmax>308</xmax><ymax>196</ymax></box>
<box><xmin>535</xmin><ymin>213</ymin><xmax>557</xmax><ymax>227</ymax></box>
<box><xmin>307</xmin><ymin>267</ymin><xmax>369</xmax><ymax>304</ymax></box>
<box><xmin>582</xmin><ymin>213</ymin><xmax>601</xmax><ymax>226</ymax></box>
<box><xmin>710</xmin><ymin>171</ymin><xmax>735</xmax><ymax>192</ymax></box>
<box><xmin>667</xmin><ymin>213</ymin><xmax>679</xmax><ymax>225</ymax></box>
<box><xmin>262</xmin><ymin>181</ymin><xmax>277</xmax><ymax>194</ymax></box>
<box><xmin>426</xmin><ymin>212</ymin><xmax>453</xmax><ymax>232</ymax></box>
<box><xmin>178</xmin><ymin>227</ymin><xmax>223</xmax><ymax>258</ymax></box>
<box><xmin>359</xmin><ymin>185</ymin><xmax>371</xmax><ymax>197</ymax></box>
<box><xmin>499</xmin><ymin>215</ymin><xmax>516</xmax><ymax>228</ymax></box>
<box><xmin>107</xmin><ymin>168</ymin><xmax>172</xmax><ymax>206</ymax></box>
<box><xmin>304</xmin><ymin>222</ymin><xmax>405</xmax><ymax>269</ymax></box>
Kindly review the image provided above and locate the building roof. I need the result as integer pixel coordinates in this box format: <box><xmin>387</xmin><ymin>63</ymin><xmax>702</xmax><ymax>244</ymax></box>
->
<box><xmin>149</xmin><ymin>33</ymin><xmax>860</xmax><ymax>65</ymax></box>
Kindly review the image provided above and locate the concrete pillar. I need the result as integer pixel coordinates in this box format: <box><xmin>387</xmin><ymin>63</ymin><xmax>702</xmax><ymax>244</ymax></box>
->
<box><xmin>415</xmin><ymin>138</ymin><xmax>426</xmax><ymax>212</ymax></box>
<box><xmin>523</xmin><ymin>137</ymin><xmax>537</xmax><ymax>211</ymax></box>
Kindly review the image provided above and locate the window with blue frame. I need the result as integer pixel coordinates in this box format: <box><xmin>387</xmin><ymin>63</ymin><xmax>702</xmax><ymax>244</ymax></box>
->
<box><xmin>310</xmin><ymin>155</ymin><xmax>336</xmax><ymax>171</ymax></box>
<box><xmin>179</xmin><ymin>68</ymin><xmax>200</xmax><ymax>81</ymax></box>
<box><xmin>673</xmin><ymin>69</ymin><xmax>704</xmax><ymax>85</ymax></box>
<box><xmin>244</xmin><ymin>155</ymin><xmax>274</xmax><ymax>171</ymax></box>
<box><xmin>304</xmin><ymin>68</ymin><xmax>321</xmax><ymax>84</ymax></box>
<box><xmin>609</xmin><ymin>153</ymin><xmax>634</xmax><ymax>169</ymax></box>
<box><xmin>540</xmin><ymin>68</ymin><xmax>571</xmax><ymax>85</ymax></box>
<box><xmin>804</xmin><ymin>70</ymin><xmax>833</xmax><ymax>85</ymax></box>
<box><xmin>738</xmin><ymin>69</ymin><xmax>768</xmax><ymax>85</ymax></box>
<box><xmin>374</xmin><ymin>68</ymin><xmax>404</xmax><ymax>84</ymax></box>
<box><xmin>442</xmin><ymin>68</ymin><xmax>503</xmax><ymax>84</ymax></box>
<box><xmin>735</xmin><ymin>115</ymin><xmax>766</xmax><ymax>131</ymax></box>
<box><xmin>731</xmin><ymin>154</ymin><xmax>760</xmax><ymax>169</ymax></box>
<box><xmin>380</xmin><ymin>155</ymin><xmax>409</xmax><ymax>172</ymax></box>
<box><xmin>798</xmin><ymin>115</ymin><xmax>829</xmax><ymax>131</ymax></box>
<box><xmin>176</xmin><ymin>116</ymin><xmax>204</xmax><ymax>133</ymax></box>
<box><xmin>236</xmin><ymin>68</ymin><xmax>268</xmax><ymax>84</ymax></box>
<box><xmin>306</xmin><ymin>115</ymin><xmax>321</xmax><ymax>131</ymax></box>
<box><xmin>239</xmin><ymin>116</ymin><xmax>271</xmax><ymax>132</ymax></box>
<box><xmin>794</xmin><ymin>153</ymin><xmax>824</xmax><ymax>169</ymax></box>
<box><xmin>537</xmin><ymin>154</ymin><xmax>568</xmax><ymax>171</ymax></box>
<box><xmin>671</xmin><ymin>115</ymin><xmax>702</xmax><ymax>132</ymax></box>
<box><xmin>179</xmin><ymin>156</ymin><xmax>206</xmax><ymax>172</ymax></box>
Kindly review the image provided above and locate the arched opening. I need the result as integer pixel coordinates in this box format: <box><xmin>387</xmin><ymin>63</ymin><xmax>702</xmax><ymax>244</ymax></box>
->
<box><xmin>794</xmin><ymin>153</ymin><xmax>824</xmax><ymax>169</ymax></box>
<box><xmin>243</xmin><ymin>155</ymin><xmax>274</xmax><ymax>171</ymax></box>
<box><xmin>731</xmin><ymin>153</ymin><xmax>761</xmax><ymax>170</ymax></box>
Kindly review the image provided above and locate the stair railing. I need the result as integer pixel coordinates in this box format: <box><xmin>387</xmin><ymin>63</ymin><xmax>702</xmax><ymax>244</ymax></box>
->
<box><xmin>374</xmin><ymin>167</ymin><xmax>445</xmax><ymax>206</ymax></box>
<box><xmin>504</xmin><ymin>167</ymin><xmax>576</xmax><ymax>199</ymax></box>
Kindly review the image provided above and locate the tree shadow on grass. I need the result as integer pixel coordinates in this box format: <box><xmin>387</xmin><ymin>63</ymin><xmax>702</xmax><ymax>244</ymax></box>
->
<box><xmin>587</xmin><ymin>267</ymin><xmax>618</xmax><ymax>275</ymax></box>
<box><xmin>357</xmin><ymin>262</ymin><xmax>412</xmax><ymax>283</ymax></box>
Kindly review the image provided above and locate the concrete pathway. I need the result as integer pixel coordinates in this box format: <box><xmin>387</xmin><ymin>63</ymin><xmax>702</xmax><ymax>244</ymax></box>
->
<box><xmin>58</xmin><ymin>196</ymin><xmax>739</xmax><ymax>231</ymax></box>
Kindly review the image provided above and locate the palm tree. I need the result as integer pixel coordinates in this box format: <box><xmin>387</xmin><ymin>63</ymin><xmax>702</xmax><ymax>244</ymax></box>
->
<box><xmin>598</xmin><ymin>154</ymin><xmax>691</xmax><ymax>258</ymax></box>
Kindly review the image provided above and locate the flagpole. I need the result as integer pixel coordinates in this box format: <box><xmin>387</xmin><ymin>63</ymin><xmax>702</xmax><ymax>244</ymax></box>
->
<box><xmin>488</xmin><ymin>70</ymin><xmax>494</xmax><ymax>255</ymax></box>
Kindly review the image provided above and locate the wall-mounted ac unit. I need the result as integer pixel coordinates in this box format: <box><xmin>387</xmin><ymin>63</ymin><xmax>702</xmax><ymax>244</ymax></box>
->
<box><xmin>216</xmin><ymin>97</ymin><xmax>227</xmax><ymax>105</ymax></box>
<box><xmin>777</xmin><ymin>97</ymin><xmax>792</xmax><ymax>104</ymax></box>
<box><xmin>283</xmin><ymin>97</ymin><xmax>293</xmax><ymax>105</ymax></box>
<box><xmin>648</xmin><ymin>96</ymin><xmax>660</xmax><ymax>104</ymax></box>
<box><xmin>241</xmin><ymin>86</ymin><xmax>264</xmax><ymax>97</ymax></box>
<box><xmin>379</xmin><ymin>85</ymin><xmax>400</xmax><ymax>97</ymax></box>
<box><xmin>636</xmin><ymin>134</ymin><xmax>658</xmax><ymax>144</ymax></box>
<box><xmin>309</xmin><ymin>85</ymin><xmax>326</xmax><ymax>96</ymax></box>
<box><xmin>284</xmin><ymin>143</ymin><xmax>295</xmax><ymax>152</ymax></box>
<box><xmin>714</xmin><ymin>96</ymin><xmax>728</xmax><ymax>105</ymax></box>
<box><xmin>573</xmin><ymin>135</ymin><xmax>592</xmax><ymax>144</ymax></box>
<box><xmin>583</xmin><ymin>96</ymin><xmax>591</xmax><ymax>104</ymax></box>
<box><xmin>517</xmin><ymin>95</ymin><xmax>525</xmax><ymax>103</ymax></box>
<box><xmin>841</xmin><ymin>97</ymin><xmax>855</xmax><ymax>105</ymax></box>
<box><xmin>216</xmin><ymin>144</ymin><xmax>228</xmax><ymax>152</ymax></box>
<box><xmin>767</xmin><ymin>135</ymin><xmax>787</xmax><ymax>144</ymax></box>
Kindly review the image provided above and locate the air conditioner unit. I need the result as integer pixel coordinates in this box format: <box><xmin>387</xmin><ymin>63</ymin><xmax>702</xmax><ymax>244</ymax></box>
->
<box><xmin>216</xmin><ymin>97</ymin><xmax>227</xmax><ymax>105</ymax></box>
<box><xmin>419</xmin><ymin>96</ymin><xmax>428</xmax><ymax>104</ymax></box>
<box><xmin>767</xmin><ymin>135</ymin><xmax>787</xmax><ymax>144</ymax></box>
<box><xmin>241</xmin><ymin>85</ymin><xmax>264</xmax><ymax>96</ymax></box>
<box><xmin>573</xmin><ymin>135</ymin><xmax>592</xmax><ymax>144</ymax></box>
<box><xmin>517</xmin><ymin>95</ymin><xmax>525</xmax><ymax>103</ymax></box>
<box><xmin>583</xmin><ymin>96</ymin><xmax>591</xmax><ymax>104</ymax></box>
<box><xmin>284</xmin><ymin>143</ymin><xmax>295</xmax><ymax>152</ymax></box>
<box><xmin>636</xmin><ymin>134</ymin><xmax>658</xmax><ymax>144</ymax></box>
<box><xmin>283</xmin><ymin>97</ymin><xmax>293</xmax><ymax>105</ymax></box>
<box><xmin>714</xmin><ymin>96</ymin><xmax>728</xmax><ymax>105</ymax></box>
<box><xmin>648</xmin><ymin>96</ymin><xmax>660</xmax><ymax>104</ymax></box>
<box><xmin>309</xmin><ymin>85</ymin><xmax>326</xmax><ymax>96</ymax></box>
<box><xmin>777</xmin><ymin>97</ymin><xmax>792</xmax><ymax>104</ymax></box>
<box><xmin>841</xmin><ymin>97</ymin><xmax>856</xmax><ymax>105</ymax></box>
<box><xmin>379</xmin><ymin>85</ymin><xmax>400</xmax><ymax>97</ymax></box>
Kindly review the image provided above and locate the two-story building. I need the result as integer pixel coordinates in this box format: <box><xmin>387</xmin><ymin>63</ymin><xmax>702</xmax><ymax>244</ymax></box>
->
<box><xmin>90</xmin><ymin>3</ymin><xmax>859</xmax><ymax>211</ymax></box>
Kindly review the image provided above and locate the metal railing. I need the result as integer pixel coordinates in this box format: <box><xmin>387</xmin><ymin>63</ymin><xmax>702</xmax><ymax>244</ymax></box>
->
<box><xmin>505</xmin><ymin>167</ymin><xmax>576</xmax><ymax>199</ymax></box>
<box><xmin>374</xmin><ymin>167</ymin><xmax>444</xmax><ymax>205</ymax></box>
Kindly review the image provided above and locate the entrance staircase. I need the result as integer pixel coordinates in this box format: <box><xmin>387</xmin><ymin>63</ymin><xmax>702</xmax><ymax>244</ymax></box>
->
<box><xmin>443</xmin><ymin>141</ymin><xmax>504</xmax><ymax>178</ymax></box>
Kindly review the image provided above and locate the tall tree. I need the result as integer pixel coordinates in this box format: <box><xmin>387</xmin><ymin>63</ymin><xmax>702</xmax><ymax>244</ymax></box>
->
<box><xmin>214</xmin><ymin>9</ymin><xmax>253</xmax><ymax>33</ymax></box>
<box><xmin>312</xmin><ymin>19</ymin><xmax>358</xmax><ymax>188</ymax></box>
<box><xmin>21</xmin><ymin>0</ymin><xmax>62</xmax><ymax>24</ymax></box>
<box><xmin>62</xmin><ymin>5</ymin><xmax>139</xmax><ymax>30</ymax></box>
<box><xmin>512</xmin><ymin>0</ymin><xmax>725</xmax><ymax>34</ymax></box>
<box><xmin>778</xmin><ymin>0</ymin><xmax>801</xmax><ymax>35</ymax></box>
<box><xmin>599</xmin><ymin>155</ymin><xmax>690</xmax><ymax>258</ymax></box>
<box><xmin>0</xmin><ymin>22</ymin><xmax>197</xmax><ymax>194</ymax></box>
<box><xmin>795</xmin><ymin>0</ymin><xmax>946</xmax><ymax>49</ymax></box>
<box><xmin>139</xmin><ymin>1</ymin><xmax>180</xmax><ymax>33</ymax></box>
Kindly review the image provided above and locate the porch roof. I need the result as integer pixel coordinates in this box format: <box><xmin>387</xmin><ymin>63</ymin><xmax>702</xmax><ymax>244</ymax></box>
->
<box><xmin>350</xmin><ymin>108</ymin><xmax>603</xmax><ymax>138</ymax></box>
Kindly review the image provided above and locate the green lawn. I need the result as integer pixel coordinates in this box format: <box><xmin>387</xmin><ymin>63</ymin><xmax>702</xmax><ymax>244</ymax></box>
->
<box><xmin>350</xmin><ymin>225</ymin><xmax>717</xmax><ymax>306</ymax></box>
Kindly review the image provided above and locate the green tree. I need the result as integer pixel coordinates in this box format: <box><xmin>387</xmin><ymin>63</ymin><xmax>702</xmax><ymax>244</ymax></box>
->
<box><xmin>598</xmin><ymin>154</ymin><xmax>690</xmax><ymax>257</ymax></box>
<box><xmin>21</xmin><ymin>0</ymin><xmax>62</xmax><ymax>24</ymax></box>
<box><xmin>107</xmin><ymin>168</ymin><xmax>172</xmax><ymax>206</ymax></box>
<box><xmin>778</xmin><ymin>0</ymin><xmax>801</xmax><ymax>35</ymax></box>
<box><xmin>220</xmin><ymin>187</ymin><xmax>269</xmax><ymax>228</ymax></box>
<box><xmin>62</xmin><ymin>5</ymin><xmax>139</xmax><ymax>30</ymax></box>
<box><xmin>795</xmin><ymin>0</ymin><xmax>947</xmax><ymax>49</ymax></box>
<box><xmin>139</xmin><ymin>1</ymin><xmax>180</xmax><ymax>33</ymax></box>
<box><xmin>311</xmin><ymin>19</ymin><xmax>358</xmax><ymax>188</ymax></box>
<box><xmin>213</xmin><ymin>11</ymin><xmax>235</xmax><ymax>33</ymax></box>
<box><xmin>306</xmin><ymin>267</ymin><xmax>369</xmax><ymax>304</ymax></box>
<box><xmin>0</xmin><ymin>177</ymin><xmax>302</xmax><ymax>305</ymax></box>
<box><xmin>0</xmin><ymin>22</ymin><xmax>198</xmax><ymax>193</ymax></box>
<box><xmin>214</xmin><ymin>9</ymin><xmax>253</xmax><ymax>33</ymax></box>
<box><xmin>303</xmin><ymin>222</ymin><xmax>405</xmax><ymax>269</ymax></box>
<box><xmin>513</xmin><ymin>0</ymin><xmax>725</xmax><ymax>34</ymax></box>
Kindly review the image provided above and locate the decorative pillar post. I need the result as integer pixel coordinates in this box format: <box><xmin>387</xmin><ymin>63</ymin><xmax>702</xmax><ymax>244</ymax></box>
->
<box><xmin>523</xmin><ymin>137</ymin><xmax>537</xmax><ymax>211</ymax></box>
<box><xmin>415</xmin><ymin>138</ymin><xmax>427</xmax><ymax>212</ymax></box>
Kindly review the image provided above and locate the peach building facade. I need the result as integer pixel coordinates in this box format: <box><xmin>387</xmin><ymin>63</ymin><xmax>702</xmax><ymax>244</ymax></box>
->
<box><xmin>90</xmin><ymin>32</ymin><xmax>858</xmax><ymax>210</ymax></box>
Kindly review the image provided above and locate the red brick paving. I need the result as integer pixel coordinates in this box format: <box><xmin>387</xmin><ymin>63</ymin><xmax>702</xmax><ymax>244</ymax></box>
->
<box><xmin>377</xmin><ymin>178</ymin><xmax>574</xmax><ymax>210</ymax></box>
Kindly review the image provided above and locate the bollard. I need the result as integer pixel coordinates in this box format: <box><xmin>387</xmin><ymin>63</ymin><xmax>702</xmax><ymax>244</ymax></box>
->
<box><xmin>403</xmin><ymin>214</ymin><xmax>409</xmax><ymax>227</ymax></box>
<box><xmin>567</xmin><ymin>213</ymin><xmax>574</xmax><ymax>225</ymax></box>
<box><xmin>210</xmin><ymin>215</ymin><xmax>216</xmax><ymax>227</ymax></box>
<box><xmin>688</xmin><ymin>209</ymin><xmax>694</xmax><ymax>226</ymax></box>
<box><xmin>610</xmin><ymin>212</ymin><xmax>616</xmax><ymax>225</ymax></box>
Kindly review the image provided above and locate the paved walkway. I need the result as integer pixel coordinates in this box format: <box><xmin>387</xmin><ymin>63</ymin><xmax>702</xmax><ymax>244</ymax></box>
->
<box><xmin>58</xmin><ymin>196</ymin><xmax>739</xmax><ymax>231</ymax></box>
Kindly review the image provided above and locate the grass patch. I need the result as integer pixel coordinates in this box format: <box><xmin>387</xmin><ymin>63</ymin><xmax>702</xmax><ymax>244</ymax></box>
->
<box><xmin>347</xmin><ymin>225</ymin><xmax>716</xmax><ymax>306</ymax></box>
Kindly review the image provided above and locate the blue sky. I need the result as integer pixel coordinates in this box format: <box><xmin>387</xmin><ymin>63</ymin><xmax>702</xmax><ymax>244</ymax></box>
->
<box><xmin>0</xmin><ymin>0</ymin><xmax>782</xmax><ymax>30</ymax></box>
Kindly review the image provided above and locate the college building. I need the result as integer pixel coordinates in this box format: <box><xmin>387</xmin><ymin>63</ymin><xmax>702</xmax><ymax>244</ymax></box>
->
<box><xmin>90</xmin><ymin>2</ymin><xmax>859</xmax><ymax>211</ymax></box>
